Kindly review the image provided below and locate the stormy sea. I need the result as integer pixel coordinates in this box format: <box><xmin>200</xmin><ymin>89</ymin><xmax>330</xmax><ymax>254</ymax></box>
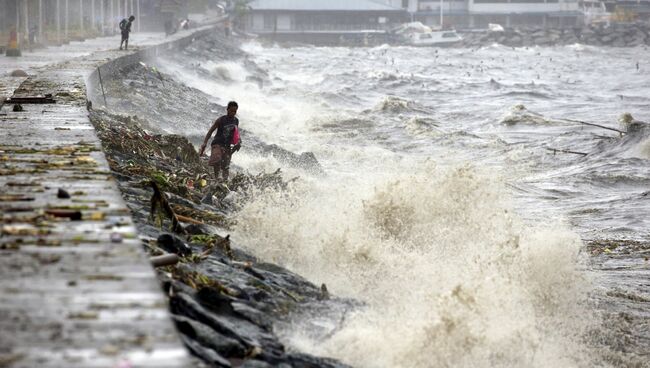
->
<box><xmin>93</xmin><ymin>33</ymin><xmax>650</xmax><ymax>368</ymax></box>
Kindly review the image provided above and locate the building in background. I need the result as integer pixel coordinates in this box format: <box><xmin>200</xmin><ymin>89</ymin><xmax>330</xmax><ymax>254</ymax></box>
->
<box><xmin>245</xmin><ymin>0</ymin><xmax>408</xmax><ymax>33</ymax></box>
<box><xmin>466</xmin><ymin>0</ymin><xmax>581</xmax><ymax>28</ymax></box>
<box><xmin>415</xmin><ymin>0</ymin><xmax>470</xmax><ymax>27</ymax></box>
<box><xmin>1</xmin><ymin>0</ymin><xmax>151</xmax><ymax>46</ymax></box>
<box><xmin>605</xmin><ymin>0</ymin><xmax>650</xmax><ymax>21</ymax></box>
<box><xmin>383</xmin><ymin>0</ymin><xmax>583</xmax><ymax>28</ymax></box>
<box><xmin>0</xmin><ymin>0</ymin><xmax>218</xmax><ymax>49</ymax></box>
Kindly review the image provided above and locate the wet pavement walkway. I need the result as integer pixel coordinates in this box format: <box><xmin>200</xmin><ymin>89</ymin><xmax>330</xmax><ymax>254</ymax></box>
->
<box><xmin>0</xmin><ymin>32</ymin><xmax>171</xmax><ymax>102</ymax></box>
<box><xmin>0</xmin><ymin>28</ymin><xmax>213</xmax><ymax>368</ymax></box>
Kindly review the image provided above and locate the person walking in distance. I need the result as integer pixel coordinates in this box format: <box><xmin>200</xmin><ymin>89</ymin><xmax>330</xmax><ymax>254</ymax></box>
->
<box><xmin>119</xmin><ymin>15</ymin><xmax>135</xmax><ymax>50</ymax></box>
<box><xmin>199</xmin><ymin>101</ymin><xmax>242</xmax><ymax>182</ymax></box>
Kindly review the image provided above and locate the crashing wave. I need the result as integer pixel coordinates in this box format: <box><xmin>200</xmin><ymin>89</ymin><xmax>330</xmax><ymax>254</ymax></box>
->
<box><xmin>366</xmin><ymin>70</ymin><xmax>401</xmax><ymax>81</ymax></box>
<box><xmin>376</xmin><ymin>96</ymin><xmax>412</xmax><ymax>113</ymax></box>
<box><xmin>619</xmin><ymin>112</ymin><xmax>648</xmax><ymax>133</ymax></box>
<box><xmin>211</xmin><ymin>65</ymin><xmax>234</xmax><ymax>81</ymax></box>
<box><xmin>607</xmin><ymin>113</ymin><xmax>650</xmax><ymax>159</ymax></box>
<box><xmin>500</xmin><ymin>104</ymin><xmax>554</xmax><ymax>125</ymax></box>
<box><xmin>235</xmin><ymin>163</ymin><xmax>596</xmax><ymax>368</ymax></box>
<box><xmin>204</xmin><ymin>61</ymin><xmax>250</xmax><ymax>83</ymax></box>
<box><xmin>373</xmin><ymin>96</ymin><xmax>429</xmax><ymax>114</ymax></box>
<box><xmin>405</xmin><ymin>117</ymin><xmax>441</xmax><ymax>137</ymax></box>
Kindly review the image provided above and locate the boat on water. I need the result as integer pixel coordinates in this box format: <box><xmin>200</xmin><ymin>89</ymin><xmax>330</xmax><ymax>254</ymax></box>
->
<box><xmin>579</xmin><ymin>0</ymin><xmax>610</xmax><ymax>25</ymax></box>
<box><xmin>392</xmin><ymin>22</ymin><xmax>462</xmax><ymax>46</ymax></box>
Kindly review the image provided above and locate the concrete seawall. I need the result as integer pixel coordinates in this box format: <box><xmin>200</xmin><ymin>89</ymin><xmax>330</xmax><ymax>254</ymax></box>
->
<box><xmin>0</xmin><ymin>25</ymin><xmax>220</xmax><ymax>368</ymax></box>
<box><xmin>87</xmin><ymin>26</ymin><xmax>219</xmax><ymax>104</ymax></box>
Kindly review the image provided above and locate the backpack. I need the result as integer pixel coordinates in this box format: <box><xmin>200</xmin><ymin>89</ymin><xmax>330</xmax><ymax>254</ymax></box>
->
<box><xmin>231</xmin><ymin>126</ymin><xmax>240</xmax><ymax>145</ymax></box>
<box><xmin>119</xmin><ymin>19</ymin><xmax>128</xmax><ymax>31</ymax></box>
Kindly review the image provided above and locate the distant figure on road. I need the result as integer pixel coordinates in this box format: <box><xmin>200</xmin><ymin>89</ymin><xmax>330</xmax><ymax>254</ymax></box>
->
<box><xmin>198</xmin><ymin>101</ymin><xmax>242</xmax><ymax>182</ymax></box>
<box><xmin>119</xmin><ymin>15</ymin><xmax>135</xmax><ymax>50</ymax></box>
<box><xmin>28</xmin><ymin>25</ymin><xmax>37</xmax><ymax>51</ymax></box>
<box><xmin>181</xmin><ymin>18</ymin><xmax>190</xmax><ymax>30</ymax></box>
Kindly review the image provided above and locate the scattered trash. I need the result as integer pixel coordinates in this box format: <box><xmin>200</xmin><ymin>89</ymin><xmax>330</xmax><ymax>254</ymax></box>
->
<box><xmin>5</xmin><ymin>95</ymin><xmax>56</xmax><ymax>104</ymax></box>
<box><xmin>45</xmin><ymin>209</ymin><xmax>82</xmax><ymax>221</ymax></box>
<box><xmin>150</xmin><ymin>181</ymin><xmax>186</xmax><ymax>234</ymax></box>
<box><xmin>89</xmin><ymin>109</ymin><xmax>288</xmax><ymax>224</ymax></box>
<box><xmin>68</xmin><ymin>311</ymin><xmax>99</xmax><ymax>320</ymax></box>
<box><xmin>150</xmin><ymin>253</ymin><xmax>180</xmax><ymax>268</ymax></box>
<box><xmin>157</xmin><ymin>233</ymin><xmax>192</xmax><ymax>256</ymax></box>
<box><xmin>2</xmin><ymin>224</ymin><xmax>49</xmax><ymax>236</ymax></box>
<box><xmin>0</xmin><ymin>194</ymin><xmax>35</xmax><ymax>201</ymax></box>
<box><xmin>110</xmin><ymin>232</ymin><xmax>123</xmax><ymax>243</ymax></box>
<box><xmin>99</xmin><ymin>344</ymin><xmax>119</xmax><ymax>355</ymax></box>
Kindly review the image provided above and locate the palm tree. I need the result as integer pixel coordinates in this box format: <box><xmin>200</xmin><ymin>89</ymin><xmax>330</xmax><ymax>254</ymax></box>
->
<box><xmin>231</xmin><ymin>0</ymin><xmax>252</xmax><ymax>30</ymax></box>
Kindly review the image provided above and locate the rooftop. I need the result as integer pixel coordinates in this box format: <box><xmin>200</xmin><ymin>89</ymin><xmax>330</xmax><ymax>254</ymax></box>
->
<box><xmin>249</xmin><ymin>0</ymin><xmax>404</xmax><ymax>11</ymax></box>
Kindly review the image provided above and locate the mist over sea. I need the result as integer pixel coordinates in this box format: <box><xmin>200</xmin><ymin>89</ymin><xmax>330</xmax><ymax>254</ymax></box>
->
<box><xmin>157</xmin><ymin>42</ymin><xmax>650</xmax><ymax>367</ymax></box>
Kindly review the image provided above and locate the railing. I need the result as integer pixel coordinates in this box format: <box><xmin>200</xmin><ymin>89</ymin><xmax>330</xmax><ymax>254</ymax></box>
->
<box><xmin>256</xmin><ymin>23</ymin><xmax>392</xmax><ymax>32</ymax></box>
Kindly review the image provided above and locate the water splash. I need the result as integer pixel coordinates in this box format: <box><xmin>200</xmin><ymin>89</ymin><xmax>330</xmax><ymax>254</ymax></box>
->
<box><xmin>499</xmin><ymin>104</ymin><xmax>556</xmax><ymax>126</ymax></box>
<box><xmin>234</xmin><ymin>162</ymin><xmax>596</xmax><ymax>367</ymax></box>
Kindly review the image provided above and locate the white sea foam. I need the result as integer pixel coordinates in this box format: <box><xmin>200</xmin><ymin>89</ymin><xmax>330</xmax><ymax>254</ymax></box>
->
<box><xmin>158</xmin><ymin>39</ymin><xmax>650</xmax><ymax>366</ymax></box>
<box><xmin>234</xmin><ymin>161</ymin><xmax>596</xmax><ymax>367</ymax></box>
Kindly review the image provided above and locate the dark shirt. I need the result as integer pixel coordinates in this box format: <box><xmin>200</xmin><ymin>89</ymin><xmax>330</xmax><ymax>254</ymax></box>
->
<box><xmin>121</xmin><ymin>19</ymin><xmax>133</xmax><ymax>35</ymax></box>
<box><xmin>211</xmin><ymin>115</ymin><xmax>239</xmax><ymax>147</ymax></box>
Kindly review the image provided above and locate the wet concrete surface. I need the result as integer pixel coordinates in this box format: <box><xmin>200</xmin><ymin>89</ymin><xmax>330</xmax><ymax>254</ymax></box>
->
<box><xmin>0</xmin><ymin>32</ymin><xmax>167</xmax><ymax>101</ymax></box>
<box><xmin>0</xmin><ymin>29</ymin><xmax>219</xmax><ymax>368</ymax></box>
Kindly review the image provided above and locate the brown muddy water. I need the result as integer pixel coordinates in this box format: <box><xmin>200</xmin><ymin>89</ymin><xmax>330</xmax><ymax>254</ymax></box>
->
<box><xmin>110</xmin><ymin>39</ymin><xmax>650</xmax><ymax>367</ymax></box>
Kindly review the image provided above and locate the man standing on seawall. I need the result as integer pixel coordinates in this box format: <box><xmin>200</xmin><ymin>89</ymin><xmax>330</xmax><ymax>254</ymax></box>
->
<box><xmin>119</xmin><ymin>15</ymin><xmax>136</xmax><ymax>50</ymax></box>
<box><xmin>199</xmin><ymin>101</ymin><xmax>242</xmax><ymax>182</ymax></box>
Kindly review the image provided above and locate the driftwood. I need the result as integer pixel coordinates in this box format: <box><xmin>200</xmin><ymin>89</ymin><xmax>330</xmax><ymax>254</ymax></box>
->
<box><xmin>176</xmin><ymin>214</ymin><xmax>204</xmax><ymax>225</ymax></box>
<box><xmin>172</xmin><ymin>203</ymin><xmax>227</xmax><ymax>226</ymax></box>
<box><xmin>150</xmin><ymin>180</ymin><xmax>186</xmax><ymax>234</ymax></box>
<box><xmin>150</xmin><ymin>254</ymin><xmax>180</xmax><ymax>268</ymax></box>
<box><xmin>545</xmin><ymin>147</ymin><xmax>588</xmax><ymax>156</ymax></box>
<box><xmin>562</xmin><ymin>118</ymin><xmax>625</xmax><ymax>136</ymax></box>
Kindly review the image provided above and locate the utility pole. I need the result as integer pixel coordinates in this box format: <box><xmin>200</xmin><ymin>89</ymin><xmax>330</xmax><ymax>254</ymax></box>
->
<box><xmin>65</xmin><ymin>0</ymin><xmax>68</xmax><ymax>41</ymax></box>
<box><xmin>100</xmin><ymin>0</ymin><xmax>104</xmax><ymax>35</ymax></box>
<box><xmin>80</xmin><ymin>0</ymin><xmax>83</xmax><ymax>31</ymax></box>
<box><xmin>39</xmin><ymin>0</ymin><xmax>43</xmax><ymax>43</ymax></box>
<box><xmin>57</xmin><ymin>0</ymin><xmax>61</xmax><ymax>43</ymax></box>
<box><xmin>23</xmin><ymin>0</ymin><xmax>28</xmax><ymax>48</ymax></box>
<box><xmin>91</xmin><ymin>0</ymin><xmax>96</xmax><ymax>32</ymax></box>
<box><xmin>16</xmin><ymin>0</ymin><xmax>19</xmax><ymax>42</ymax></box>
<box><xmin>136</xmin><ymin>0</ymin><xmax>140</xmax><ymax>32</ymax></box>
